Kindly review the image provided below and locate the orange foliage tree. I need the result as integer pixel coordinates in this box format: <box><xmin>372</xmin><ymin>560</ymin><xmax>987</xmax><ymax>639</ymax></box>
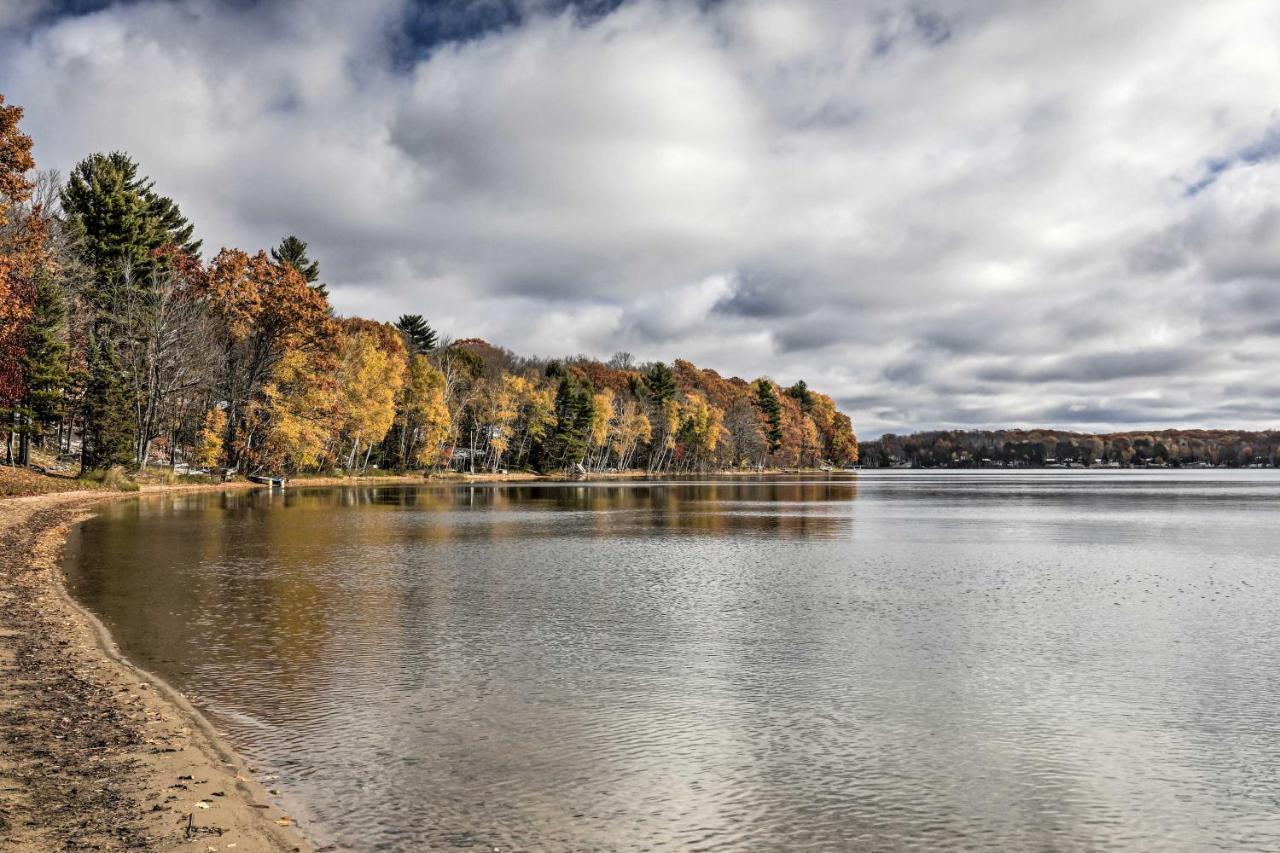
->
<box><xmin>199</xmin><ymin>249</ymin><xmax>337</xmax><ymax>471</ymax></box>
<box><xmin>0</xmin><ymin>94</ymin><xmax>38</xmax><ymax>411</ymax></box>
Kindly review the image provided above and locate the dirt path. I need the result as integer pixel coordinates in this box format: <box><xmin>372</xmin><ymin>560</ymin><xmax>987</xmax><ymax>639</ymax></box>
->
<box><xmin>0</xmin><ymin>488</ymin><xmax>310</xmax><ymax>852</ymax></box>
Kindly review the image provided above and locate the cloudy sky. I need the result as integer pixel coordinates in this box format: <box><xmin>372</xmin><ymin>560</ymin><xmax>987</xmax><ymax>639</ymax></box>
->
<box><xmin>3</xmin><ymin>0</ymin><xmax>1279</xmax><ymax>436</ymax></box>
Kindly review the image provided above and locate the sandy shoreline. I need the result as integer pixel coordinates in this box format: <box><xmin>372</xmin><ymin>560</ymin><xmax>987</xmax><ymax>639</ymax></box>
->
<box><xmin>0</xmin><ymin>483</ymin><xmax>311</xmax><ymax>852</ymax></box>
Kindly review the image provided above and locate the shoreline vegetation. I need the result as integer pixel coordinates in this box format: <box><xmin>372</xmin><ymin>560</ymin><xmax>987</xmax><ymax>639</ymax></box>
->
<box><xmin>859</xmin><ymin>428</ymin><xmax>1280</xmax><ymax>469</ymax></box>
<box><xmin>1</xmin><ymin>94</ymin><xmax>858</xmax><ymax>493</ymax></box>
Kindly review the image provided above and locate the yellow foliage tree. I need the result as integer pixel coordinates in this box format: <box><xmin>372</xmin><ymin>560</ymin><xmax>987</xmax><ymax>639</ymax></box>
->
<box><xmin>678</xmin><ymin>392</ymin><xmax>726</xmax><ymax>468</ymax></box>
<box><xmin>262</xmin><ymin>348</ymin><xmax>338</xmax><ymax>472</ymax></box>
<box><xmin>613</xmin><ymin>401</ymin><xmax>651</xmax><ymax>470</ymax></box>
<box><xmin>403</xmin><ymin>355</ymin><xmax>451</xmax><ymax>468</ymax></box>
<box><xmin>192</xmin><ymin>408</ymin><xmax>226</xmax><ymax>469</ymax></box>
<box><xmin>336</xmin><ymin>322</ymin><xmax>407</xmax><ymax>471</ymax></box>
<box><xmin>475</xmin><ymin>375</ymin><xmax>519</xmax><ymax>468</ymax></box>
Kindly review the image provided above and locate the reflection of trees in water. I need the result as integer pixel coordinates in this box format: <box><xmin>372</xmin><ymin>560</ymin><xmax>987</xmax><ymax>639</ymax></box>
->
<box><xmin>74</xmin><ymin>480</ymin><xmax>858</xmax><ymax>711</ymax></box>
<box><xmin>92</xmin><ymin>492</ymin><xmax>364</xmax><ymax>699</ymax></box>
<box><xmin>267</xmin><ymin>480</ymin><xmax>862</xmax><ymax>540</ymax></box>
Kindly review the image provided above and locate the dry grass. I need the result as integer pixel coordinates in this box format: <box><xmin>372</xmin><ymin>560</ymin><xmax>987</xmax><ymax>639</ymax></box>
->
<box><xmin>76</xmin><ymin>466</ymin><xmax>140</xmax><ymax>492</ymax></box>
<box><xmin>0</xmin><ymin>466</ymin><xmax>99</xmax><ymax>497</ymax></box>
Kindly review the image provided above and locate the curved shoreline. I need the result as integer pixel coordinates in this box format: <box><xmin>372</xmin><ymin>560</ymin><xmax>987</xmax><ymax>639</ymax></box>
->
<box><xmin>0</xmin><ymin>470</ymin><xmax>847</xmax><ymax>850</ymax></box>
<box><xmin>0</xmin><ymin>484</ymin><xmax>310</xmax><ymax>852</ymax></box>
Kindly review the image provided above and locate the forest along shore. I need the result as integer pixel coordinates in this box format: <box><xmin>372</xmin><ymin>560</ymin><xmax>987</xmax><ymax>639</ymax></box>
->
<box><xmin>0</xmin><ymin>482</ymin><xmax>309</xmax><ymax>853</ymax></box>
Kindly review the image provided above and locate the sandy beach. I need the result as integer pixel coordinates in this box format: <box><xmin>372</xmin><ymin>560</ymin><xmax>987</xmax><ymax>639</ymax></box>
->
<box><xmin>0</xmin><ymin>482</ymin><xmax>311</xmax><ymax>852</ymax></box>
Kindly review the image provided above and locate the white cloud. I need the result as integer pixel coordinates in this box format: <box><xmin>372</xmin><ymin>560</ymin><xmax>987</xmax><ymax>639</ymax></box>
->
<box><xmin>4</xmin><ymin>0</ymin><xmax>1280</xmax><ymax>436</ymax></box>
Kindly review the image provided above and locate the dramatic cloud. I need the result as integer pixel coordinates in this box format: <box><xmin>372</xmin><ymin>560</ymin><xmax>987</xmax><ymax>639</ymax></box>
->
<box><xmin>3</xmin><ymin>0</ymin><xmax>1279</xmax><ymax>435</ymax></box>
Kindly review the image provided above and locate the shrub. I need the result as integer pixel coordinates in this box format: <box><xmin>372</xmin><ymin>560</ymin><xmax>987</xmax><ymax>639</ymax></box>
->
<box><xmin>79</xmin><ymin>466</ymin><xmax>140</xmax><ymax>492</ymax></box>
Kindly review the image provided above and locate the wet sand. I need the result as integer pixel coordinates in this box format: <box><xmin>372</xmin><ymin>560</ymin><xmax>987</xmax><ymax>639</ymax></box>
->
<box><xmin>0</xmin><ymin>484</ymin><xmax>310</xmax><ymax>852</ymax></box>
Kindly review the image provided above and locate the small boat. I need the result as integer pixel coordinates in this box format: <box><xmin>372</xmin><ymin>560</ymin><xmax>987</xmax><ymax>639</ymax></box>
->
<box><xmin>248</xmin><ymin>474</ymin><xmax>287</xmax><ymax>488</ymax></box>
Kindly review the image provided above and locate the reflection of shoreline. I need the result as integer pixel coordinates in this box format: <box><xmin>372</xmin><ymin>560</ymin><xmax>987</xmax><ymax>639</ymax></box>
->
<box><xmin>284</xmin><ymin>468</ymin><xmax>858</xmax><ymax>487</ymax></box>
<box><xmin>180</xmin><ymin>478</ymin><xmax>860</xmax><ymax>540</ymax></box>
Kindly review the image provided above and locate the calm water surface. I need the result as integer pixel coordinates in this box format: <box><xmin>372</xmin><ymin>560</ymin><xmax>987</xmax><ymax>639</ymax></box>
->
<box><xmin>62</xmin><ymin>472</ymin><xmax>1280</xmax><ymax>851</ymax></box>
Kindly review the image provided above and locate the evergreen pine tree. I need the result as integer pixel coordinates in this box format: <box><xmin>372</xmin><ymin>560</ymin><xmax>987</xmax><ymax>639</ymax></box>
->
<box><xmin>16</xmin><ymin>270</ymin><xmax>69</xmax><ymax>464</ymax></box>
<box><xmin>643</xmin><ymin>361</ymin><xmax>676</xmax><ymax>405</ymax></box>
<box><xmin>271</xmin><ymin>235</ymin><xmax>328</xmax><ymax>296</ymax></box>
<box><xmin>395</xmin><ymin>314</ymin><xmax>438</xmax><ymax>355</ymax></box>
<box><xmin>785</xmin><ymin>379</ymin><xmax>813</xmax><ymax>412</ymax></box>
<box><xmin>754</xmin><ymin>379</ymin><xmax>784</xmax><ymax>455</ymax></box>
<box><xmin>61</xmin><ymin>152</ymin><xmax>200</xmax><ymax>470</ymax></box>
<box><xmin>271</xmin><ymin>235</ymin><xmax>319</xmax><ymax>281</ymax></box>
<box><xmin>550</xmin><ymin>375</ymin><xmax>593</xmax><ymax>469</ymax></box>
<box><xmin>61</xmin><ymin>152</ymin><xmax>200</xmax><ymax>291</ymax></box>
<box><xmin>80</xmin><ymin>334</ymin><xmax>134</xmax><ymax>472</ymax></box>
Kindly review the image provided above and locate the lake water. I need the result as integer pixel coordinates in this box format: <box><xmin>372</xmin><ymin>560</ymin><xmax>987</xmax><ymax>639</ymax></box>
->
<box><xmin>62</xmin><ymin>472</ymin><xmax>1280</xmax><ymax>851</ymax></box>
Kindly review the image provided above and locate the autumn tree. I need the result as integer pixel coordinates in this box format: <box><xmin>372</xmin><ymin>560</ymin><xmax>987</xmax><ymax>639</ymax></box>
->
<box><xmin>508</xmin><ymin>373</ymin><xmax>556</xmax><ymax>468</ymax></box>
<box><xmin>677</xmin><ymin>392</ymin><xmax>725</xmax><ymax>471</ymax></box>
<box><xmin>260</xmin><ymin>348</ymin><xmax>338</xmax><ymax>472</ymax></box>
<box><xmin>0</xmin><ymin>94</ymin><xmax>38</xmax><ymax>450</ymax></box>
<box><xmin>0</xmin><ymin>94</ymin><xmax>34</xmax><ymax>220</ymax></box>
<box><xmin>648</xmin><ymin>397</ymin><xmax>681</xmax><ymax>473</ymax></box>
<box><xmin>398</xmin><ymin>355</ymin><xmax>451</xmax><ymax>468</ymax></box>
<box><xmin>124</xmin><ymin>252</ymin><xmax>217</xmax><ymax>467</ymax></box>
<box><xmin>469</xmin><ymin>375</ymin><xmax>518</xmax><ymax>471</ymax></box>
<box><xmin>200</xmin><ymin>249</ymin><xmax>336</xmax><ymax>471</ymax></box>
<box><xmin>431</xmin><ymin>342</ymin><xmax>485</xmax><ymax>467</ymax></box>
<box><xmin>192</xmin><ymin>408</ymin><xmax>226</xmax><ymax>470</ymax></box>
<box><xmin>724</xmin><ymin>397</ymin><xmax>764</xmax><ymax>467</ymax></box>
<box><xmin>335</xmin><ymin>319</ymin><xmax>407</xmax><ymax>471</ymax></box>
<box><xmin>828</xmin><ymin>411</ymin><xmax>858</xmax><ymax>465</ymax></box>
<box><xmin>612</xmin><ymin>401</ymin><xmax>651</xmax><ymax>470</ymax></box>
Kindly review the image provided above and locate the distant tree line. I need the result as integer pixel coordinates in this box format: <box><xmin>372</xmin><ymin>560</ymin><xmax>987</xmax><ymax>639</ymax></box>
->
<box><xmin>0</xmin><ymin>94</ymin><xmax>857</xmax><ymax>477</ymax></box>
<box><xmin>860</xmin><ymin>429</ymin><xmax>1280</xmax><ymax>468</ymax></box>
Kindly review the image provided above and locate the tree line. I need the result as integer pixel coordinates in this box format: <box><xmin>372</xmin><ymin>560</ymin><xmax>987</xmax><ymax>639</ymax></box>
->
<box><xmin>860</xmin><ymin>429</ymin><xmax>1280</xmax><ymax>468</ymax></box>
<box><xmin>0</xmin><ymin>95</ymin><xmax>857</xmax><ymax>478</ymax></box>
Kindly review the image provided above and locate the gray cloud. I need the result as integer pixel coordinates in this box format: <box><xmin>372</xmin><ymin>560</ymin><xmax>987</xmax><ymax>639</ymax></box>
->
<box><xmin>977</xmin><ymin>348</ymin><xmax>1205</xmax><ymax>384</ymax></box>
<box><xmin>4</xmin><ymin>0</ymin><xmax>1280</xmax><ymax>437</ymax></box>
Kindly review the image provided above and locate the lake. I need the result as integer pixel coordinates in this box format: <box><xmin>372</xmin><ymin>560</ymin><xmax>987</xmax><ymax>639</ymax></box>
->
<box><xmin>62</xmin><ymin>472</ymin><xmax>1280</xmax><ymax>851</ymax></box>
